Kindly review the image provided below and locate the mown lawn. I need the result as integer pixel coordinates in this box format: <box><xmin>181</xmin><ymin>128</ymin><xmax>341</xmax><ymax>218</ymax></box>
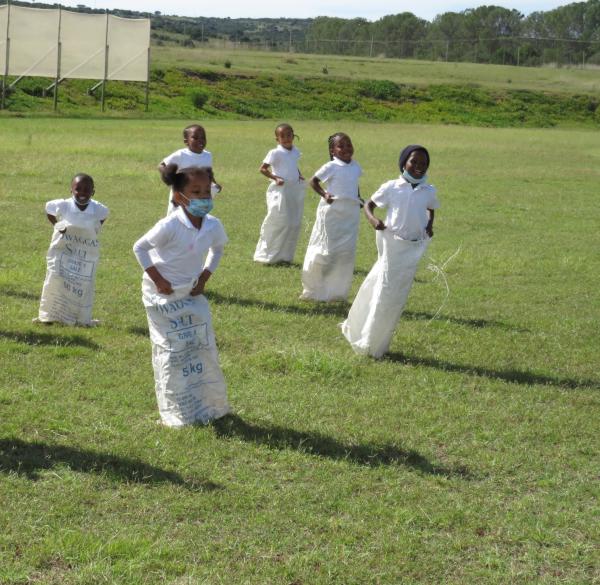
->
<box><xmin>0</xmin><ymin>118</ymin><xmax>598</xmax><ymax>584</ymax></box>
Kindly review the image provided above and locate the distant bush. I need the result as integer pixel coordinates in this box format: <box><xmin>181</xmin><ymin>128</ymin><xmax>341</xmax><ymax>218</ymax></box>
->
<box><xmin>357</xmin><ymin>80</ymin><xmax>401</xmax><ymax>101</ymax></box>
<box><xmin>224</xmin><ymin>60</ymin><xmax>232</xmax><ymax>69</ymax></box>
<box><xmin>189</xmin><ymin>87</ymin><xmax>210</xmax><ymax>109</ymax></box>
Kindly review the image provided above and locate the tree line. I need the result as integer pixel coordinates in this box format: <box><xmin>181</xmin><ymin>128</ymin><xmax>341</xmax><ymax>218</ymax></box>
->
<box><xmin>3</xmin><ymin>0</ymin><xmax>600</xmax><ymax>67</ymax></box>
<box><xmin>304</xmin><ymin>1</ymin><xmax>600</xmax><ymax>66</ymax></box>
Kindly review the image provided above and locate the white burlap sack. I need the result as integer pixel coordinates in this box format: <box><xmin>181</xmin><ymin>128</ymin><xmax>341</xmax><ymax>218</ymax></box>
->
<box><xmin>300</xmin><ymin>198</ymin><xmax>360</xmax><ymax>301</ymax></box>
<box><xmin>341</xmin><ymin>230</ymin><xmax>429</xmax><ymax>358</ymax></box>
<box><xmin>254</xmin><ymin>180</ymin><xmax>306</xmax><ymax>264</ymax></box>
<box><xmin>38</xmin><ymin>218</ymin><xmax>102</xmax><ymax>325</ymax></box>
<box><xmin>142</xmin><ymin>278</ymin><xmax>230</xmax><ymax>427</ymax></box>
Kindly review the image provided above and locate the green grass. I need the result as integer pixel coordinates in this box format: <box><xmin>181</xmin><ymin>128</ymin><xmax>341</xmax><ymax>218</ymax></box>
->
<box><xmin>0</xmin><ymin>119</ymin><xmax>599</xmax><ymax>584</ymax></box>
<box><xmin>152</xmin><ymin>46</ymin><xmax>600</xmax><ymax>95</ymax></box>
<box><xmin>2</xmin><ymin>46</ymin><xmax>599</xmax><ymax>128</ymax></box>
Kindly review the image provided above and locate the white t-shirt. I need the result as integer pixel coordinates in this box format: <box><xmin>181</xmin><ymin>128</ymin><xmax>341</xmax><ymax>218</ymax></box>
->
<box><xmin>371</xmin><ymin>176</ymin><xmax>440</xmax><ymax>241</ymax></box>
<box><xmin>314</xmin><ymin>157</ymin><xmax>362</xmax><ymax>200</ymax></box>
<box><xmin>162</xmin><ymin>147</ymin><xmax>213</xmax><ymax>171</ymax></box>
<box><xmin>263</xmin><ymin>145</ymin><xmax>302</xmax><ymax>183</ymax></box>
<box><xmin>133</xmin><ymin>207</ymin><xmax>227</xmax><ymax>287</ymax></box>
<box><xmin>46</xmin><ymin>198</ymin><xmax>109</xmax><ymax>226</ymax></box>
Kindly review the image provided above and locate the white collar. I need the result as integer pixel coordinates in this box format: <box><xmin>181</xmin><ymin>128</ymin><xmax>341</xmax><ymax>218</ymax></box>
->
<box><xmin>174</xmin><ymin>206</ymin><xmax>215</xmax><ymax>232</ymax></box>
<box><xmin>276</xmin><ymin>144</ymin><xmax>296</xmax><ymax>154</ymax></box>
<box><xmin>331</xmin><ymin>156</ymin><xmax>352</xmax><ymax>166</ymax></box>
<box><xmin>183</xmin><ymin>147</ymin><xmax>207</xmax><ymax>156</ymax></box>
<box><xmin>397</xmin><ymin>175</ymin><xmax>427</xmax><ymax>190</ymax></box>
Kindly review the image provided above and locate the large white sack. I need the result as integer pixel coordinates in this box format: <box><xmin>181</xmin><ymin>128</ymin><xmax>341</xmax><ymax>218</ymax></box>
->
<box><xmin>300</xmin><ymin>198</ymin><xmax>360</xmax><ymax>301</ymax></box>
<box><xmin>142</xmin><ymin>278</ymin><xmax>230</xmax><ymax>427</ymax></box>
<box><xmin>38</xmin><ymin>218</ymin><xmax>102</xmax><ymax>325</ymax></box>
<box><xmin>254</xmin><ymin>180</ymin><xmax>306</xmax><ymax>264</ymax></box>
<box><xmin>341</xmin><ymin>230</ymin><xmax>429</xmax><ymax>358</ymax></box>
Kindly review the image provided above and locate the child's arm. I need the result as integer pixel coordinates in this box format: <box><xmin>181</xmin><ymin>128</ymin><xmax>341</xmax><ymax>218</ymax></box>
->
<box><xmin>364</xmin><ymin>200</ymin><xmax>386</xmax><ymax>230</ymax></box>
<box><xmin>145</xmin><ymin>266</ymin><xmax>173</xmax><ymax>295</ymax></box>
<box><xmin>425</xmin><ymin>209</ymin><xmax>435</xmax><ymax>237</ymax></box>
<box><xmin>298</xmin><ymin>168</ymin><xmax>305</xmax><ymax>182</ymax></box>
<box><xmin>260</xmin><ymin>163</ymin><xmax>284</xmax><ymax>186</ymax></box>
<box><xmin>47</xmin><ymin>214</ymin><xmax>57</xmax><ymax>225</ymax></box>
<box><xmin>206</xmin><ymin>168</ymin><xmax>222</xmax><ymax>193</ymax></box>
<box><xmin>190</xmin><ymin>243</ymin><xmax>225</xmax><ymax>296</ymax></box>
<box><xmin>310</xmin><ymin>176</ymin><xmax>334</xmax><ymax>204</ymax></box>
<box><xmin>133</xmin><ymin>233</ymin><xmax>173</xmax><ymax>295</ymax></box>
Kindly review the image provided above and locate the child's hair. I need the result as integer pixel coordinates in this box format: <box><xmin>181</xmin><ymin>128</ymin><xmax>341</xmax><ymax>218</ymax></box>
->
<box><xmin>327</xmin><ymin>132</ymin><xmax>350</xmax><ymax>161</ymax></box>
<box><xmin>398</xmin><ymin>145</ymin><xmax>430</xmax><ymax>171</ymax></box>
<box><xmin>72</xmin><ymin>172</ymin><xmax>94</xmax><ymax>187</ymax></box>
<box><xmin>275</xmin><ymin>123</ymin><xmax>299</xmax><ymax>141</ymax></box>
<box><xmin>183</xmin><ymin>124</ymin><xmax>205</xmax><ymax>140</ymax></box>
<box><xmin>162</xmin><ymin>165</ymin><xmax>212</xmax><ymax>192</ymax></box>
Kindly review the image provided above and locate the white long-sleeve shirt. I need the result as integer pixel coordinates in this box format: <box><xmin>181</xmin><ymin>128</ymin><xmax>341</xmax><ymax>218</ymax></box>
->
<box><xmin>133</xmin><ymin>207</ymin><xmax>227</xmax><ymax>287</ymax></box>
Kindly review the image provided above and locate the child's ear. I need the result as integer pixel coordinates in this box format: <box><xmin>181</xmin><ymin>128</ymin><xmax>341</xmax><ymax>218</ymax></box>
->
<box><xmin>173</xmin><ymin>190</ymin><xmax>184</xmax><ymax>206</ymax></box>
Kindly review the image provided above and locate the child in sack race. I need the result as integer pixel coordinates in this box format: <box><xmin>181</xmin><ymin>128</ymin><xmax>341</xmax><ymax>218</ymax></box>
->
<box><xmin>300</xmin><ymin>132</ymin><xmax>363</xmax><ymax>302</ymax></box>
<box><xmin>158</xmin><ymin>124</ymin><xmax>222</xmax><ymax>215</ymax></box>
<box><xmin>36</xmin><ymin>173</ymin><xmax>109</xmax><ymax>326</ymax></box>
<box><xmin>133</xmin><ymin>167</ymin><xmax>230</xmax><ymax>428</ymax></box>
<box><xmin>254</xmin><ymin>123</ymin><xmax>306</xmax><ymax>265</ymax></box>
<box><xmin>341</xmin><ymin>145</ymin><xmax>440</xmax><ymax>359</ymax></box>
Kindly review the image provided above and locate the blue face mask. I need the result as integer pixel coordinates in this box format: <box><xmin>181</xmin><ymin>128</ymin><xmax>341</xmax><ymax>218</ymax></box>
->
<box><xmin>402</xmin><ymin>169</ymin><xmax>428</xmax><ymax>185</ymax></box>
<box><xmin>182</xmin><ymin>196</ymin><xmax>213</xmax><ymax>217</ymax></box>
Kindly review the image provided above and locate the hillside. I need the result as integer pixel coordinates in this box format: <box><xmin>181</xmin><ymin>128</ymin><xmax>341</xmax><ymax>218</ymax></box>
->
<box><xmin>1</xmin><ymin>47</ymin><xmax>598</xmax><ymax>128</ymax></box>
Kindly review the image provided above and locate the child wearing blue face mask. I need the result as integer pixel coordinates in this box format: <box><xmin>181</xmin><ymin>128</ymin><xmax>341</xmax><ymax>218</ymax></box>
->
<box><xmin>341</xmin><ymin>145</ymin><xmax>440</xmax><ymax>358</ymax></box>
<box><xmin>133</xmin><ymin>166</ymin><xmax>230</xmax><ymax>427</ymax></box>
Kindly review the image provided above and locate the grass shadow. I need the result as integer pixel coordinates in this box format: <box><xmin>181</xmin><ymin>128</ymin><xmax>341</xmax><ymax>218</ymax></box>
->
<box><xmin>256</xmin><ymin>261</ymin><xmax>302</xmax><ymax>269</ymax></box>
<box><xmin>386</xmin><ymin>352</ymin><xmax>599</xmax><ymax>390</ymax></box>
<box><xmin>127</xmin><ymin>325</ymin><xmax>149</xmax><ymax>337</ymax></box>
<box><xmin>0</xmin><ymin>287</ymin><xmax>39</xmax><ymax>301</ymax></box>
<box><xmin>213</xmin><ymin>414</ymin><xmax>472</xmax><ymax>478</ymax></box>
<box><xmin>0</xmin><ymin>330</ymin><xmax>100</xmax><ymax>350</ymax></box>
<box><xmin>207</xmin><ymin>291</ymin><xmax>350</xmax><ymax>318</ymax></box>
<box><xmin>208</xmin><ymin>291</ymin><xmax>525</xmax><ymax>330</ymax></box>
<box><xmin>0</xmin><ymin>438</ymin><xmax>220</xmax><ymax>491</ymax></box>
<box><xmin>403</xmin><ymin>310</ymin><xmax>530</xmax><ymax>332</ymax></box>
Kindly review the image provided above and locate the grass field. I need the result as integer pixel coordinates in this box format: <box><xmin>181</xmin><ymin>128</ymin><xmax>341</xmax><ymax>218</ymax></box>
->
<box><xmin>0</xmin><ymin>118</ymin><xmax>599</xmax><ymax>584</ymax></box>
<box><xmin>2</xmin><ymin>46</ymin><xmax>600</xmax><ymax>127</ymax></box>
<box><xmin>152</xmin><ymin>46</ymin><xmax>600</xmax><ymax>95</ymax></box>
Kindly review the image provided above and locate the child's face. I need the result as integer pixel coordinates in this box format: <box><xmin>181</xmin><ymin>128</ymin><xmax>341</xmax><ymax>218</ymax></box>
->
<box><xmin>184</xmin><ymin>127</ymin><xmax>207</xmax><ymax>154</ymax></box>
<box><xmin>71</xmin><ymin>177</ymin><xmax>94</xmax><ymax>205</ymax></box>
<box><xmin>276</xmin><ymin>126</ymin><xmax>294</xmax><ymax>150</ymax></box>
<box><xmin>331</xmin><ymin>135</ymin><xmax>354</xmax><ymax>163</ymax></box>
<box><xmin>404</xmin><ymin>150</ymin><xmax>429</xmax><ymax>179</ymax></box>
<box><xmin>179</xmin><ymin>175</ymin><xmax>211</xmax><ymax>202</ymax></box>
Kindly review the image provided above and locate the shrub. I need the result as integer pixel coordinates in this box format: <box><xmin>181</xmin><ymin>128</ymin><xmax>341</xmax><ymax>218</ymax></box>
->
<box><xmin>224</xmin><ymin>60</ymin><xmax>232</xmax><ymax>69</ymax></box>
<box><xmin>357</xmin><ymin>79</ymin><xmax>401</xmax><ymax>101</ymax></box>
<box><xmin>189</xmin><ymin>87</ymin><xmax>210</xmax><ymax>109</ymax></box>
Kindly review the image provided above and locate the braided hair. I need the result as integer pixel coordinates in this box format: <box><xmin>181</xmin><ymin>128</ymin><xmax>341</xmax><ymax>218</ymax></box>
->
<box><xmin>162</xmin><ymin>165</ymin><xmax>212</xmax><ymax>193</ymax></box>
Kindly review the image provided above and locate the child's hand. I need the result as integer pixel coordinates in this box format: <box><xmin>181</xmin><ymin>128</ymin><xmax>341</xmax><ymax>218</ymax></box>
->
<box><xmin>274</xmin><ymin>176</ymin><xmax>285</xmax><ymax>186</ymax></box>
<box><xmin>324</xmin><ymin>192</ymin><xmax>335</xmax><ymax>204</ymax></box>
<box><xmin>299</xmin><ymin>174</ymin><xmax>305</xmax><ymax>182</ymax></box>
<box><xmin>190</xmin><ymin>280</ymin><xmax>205</xmax><ymax>296</ymax></box>
<box><xmin>371</xmin><ymin>218</ymin><xmax>386</xmax><ymax>230</ymax></box>
<box><xmin>156</xmin><ymin>278</ymin><xmax>173</xmax><ymax>295</ymax></box>
<box><xmin>191</xmin><ymin>270</ymin><xmax>211</xmax><ymax>296</ymax></box>
<box><xmin>426</xmin><ymin>224</ymin><xmax>434</xmax><ymax>238</ymax></box>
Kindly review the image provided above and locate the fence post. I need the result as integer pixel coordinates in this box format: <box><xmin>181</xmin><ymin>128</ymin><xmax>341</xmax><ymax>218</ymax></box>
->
<box><xmin>53</xmin><ymin>5</ymin><xmax>62</xmax><ymax>111</ymax></box>
<box><xmin>1</xmin><ymin>0</ymin><xmax>11</xmax><ymax>110</ymax></box>
<box><xmin>101</xmin><ymin>10</ymin><xmax>109</xmax><ymax>112</ymax></box>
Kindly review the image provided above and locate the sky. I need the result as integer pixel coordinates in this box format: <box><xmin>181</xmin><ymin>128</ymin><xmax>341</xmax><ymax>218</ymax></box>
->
<box><xmin>31</xmin><ymin>0</ymin><xmax>576</xmax><ymax>21</ymax></box>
